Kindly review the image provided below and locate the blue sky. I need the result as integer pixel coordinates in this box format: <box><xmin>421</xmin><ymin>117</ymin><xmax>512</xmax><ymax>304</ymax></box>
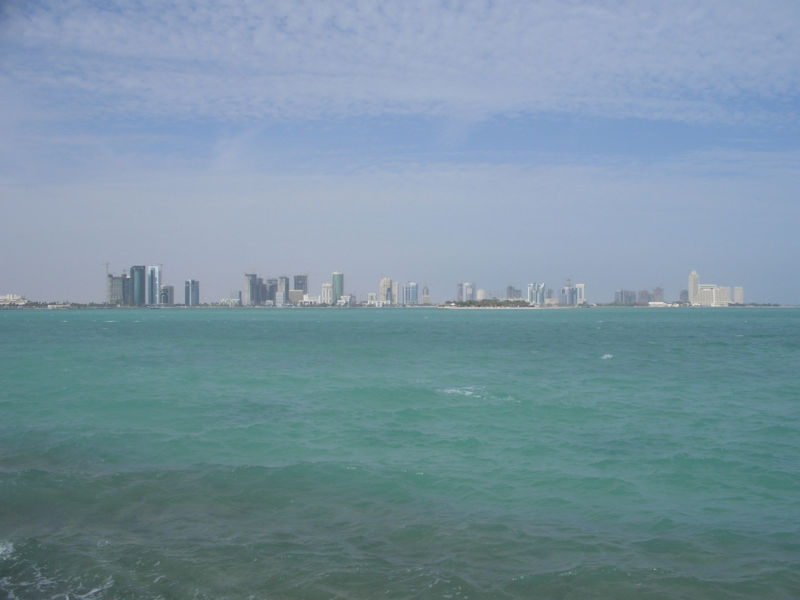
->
<box><xmin>2</xmin><ymin>1</ymin><xmax>799</xmax><ymax>303</ymax></box>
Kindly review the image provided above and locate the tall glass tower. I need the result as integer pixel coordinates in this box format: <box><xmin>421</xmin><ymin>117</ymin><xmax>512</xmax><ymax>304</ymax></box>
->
<box><xmin>185</xmin><ymin>280</ymin><xmax>200</xmax><ymax>306</ymax></box>
<box><xmin>331</xmin><ymin>271</ymin><xmax>344</xmax><ymax>305</ymax></box>
<box><xmin>130</xmin><ymin>266</ymin><xmax>146</xmax><ymax>306</ymax></box>
<box><xmin>406</xmin><ymin>282</ymin><xmax>418</xmax><ymax>305</ymax></box>
<box><xmin>146</xmin><ymin>265</ymin><xmax>161</xmax><ymax>305</ymax></box>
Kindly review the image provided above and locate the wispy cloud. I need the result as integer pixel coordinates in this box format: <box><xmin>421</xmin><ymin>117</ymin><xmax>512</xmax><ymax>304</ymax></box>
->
<box><xmin>1</xmin><ymin>1</ymin><xmax>798</xmax><ymax>303</ymax></box>
<box><xmin>2</xmin><ymin>0</ymin><xmax>799</xmax><ymax>123</ymax></box>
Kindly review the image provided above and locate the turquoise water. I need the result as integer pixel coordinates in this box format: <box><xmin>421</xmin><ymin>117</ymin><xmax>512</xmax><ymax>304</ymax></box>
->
<box><xmin>1</xmin><ymin>307</ymin><xmax>799</xmax><ymax>599</ymax></box>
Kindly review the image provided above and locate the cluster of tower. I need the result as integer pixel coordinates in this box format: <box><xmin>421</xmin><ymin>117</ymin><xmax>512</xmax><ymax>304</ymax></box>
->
<box><xmin>241</xmin><ymin>272</ymin><xmax>347</xmax><ymax>306</ymax></box>
<box><xmin>455</xmin><ymin>280</ymin><xmax>586</xmax><ymax>306</ymax></box>
<box><xmin>243</xmin><ymin>273</ymin><xmax>307</xmax><ymax>306</ymax></box>
<box><xmin>688</xmin><ymin>271</ymin><xmax>743</xmax><ymax>306</ymax></box>
<box><xmin>613</xmin><ymin>287</ymin><xmax>665</xmax><ymax>306</ymax></box>
<box><xmin>106</xmin><ymin>266</ymin><xmax>199</xmax><ymax>306</ymax></box>
<box><xmin>367</xmin><ymin>278</ymin><xmax>429</xmax><ymax>306</ymax></box>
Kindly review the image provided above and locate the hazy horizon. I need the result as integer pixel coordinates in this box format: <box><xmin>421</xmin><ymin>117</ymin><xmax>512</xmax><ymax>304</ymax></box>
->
<box><xmin>2</xmin><ymin>2</ymin><xmax>799</xmax><ymax>304</ymax></box>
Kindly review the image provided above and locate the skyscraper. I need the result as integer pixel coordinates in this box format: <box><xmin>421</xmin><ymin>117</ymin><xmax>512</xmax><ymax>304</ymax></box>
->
<box><xmin>322</xmin><ymin>282</ymin><xmax>333</xmax><ymax>305</ymax></box>
<box><xmin>560</xmin><ymin>281</ymin><xmax>577</xmax><ymax>306</ymax></box>
<box><xmin>406</xmin><ymin>282</ymin><xmax>419</xmax><ymax>305</ymax></box>
<box><xmin>575</xmin><ymin>283</ymin><xmax>586</xmax><ymax>305</ymax></box>
<box><xmin>266</xmin><ymin>278</ymin><xmax>278</xmax><ymax>304</ymax></box>
<box><xmin>160</xmin><ymin>285</ymin><xmax>174</xmax><ymax>305</ymax></box>
<box><xmin>122</xmin><ymin>273</ymin><xmax>133</xmax><ymax>306</ymax></box>
<box><xmin>614</xmin><ymin>290</ymin><xmax>637</xmax><ymax>305</ymax></box>
<box><xmin>106</xmin><ymin>273</ymin><xmax>124</xmax><ymax>305</ymax></box>
<box><xmin>463</xmin><ymin>282</ymin><xmax>475</xmax><ymax>302</ymax></box>
<box><xmin>527</xmin><ymin>283</ymin><xmax>546</xmax><ymax>305</ymax></box>
<box><xmin>130</xmin><ymin>266</ymin><xmax>146</xmax><ymax>306</ymax></box>
<box><xmin>293</xmin><ymin>275</ymin><xmax>308</xmax><ymax>295</ymax></box>
<box><xmin>379</xmin><ymin>277</ymin><xmax>393</xmax><ymax>304</ymax></box>
<box><xmin>698</xmin><ymin>283</ymin><xmax>716</xmax><ymax>306</ymax></box>
<box><xmin>331</xmin><ymin>271</ymin><xmax>344</xmax><ymax>305</ymax></box>
<box><xmin>688</xmin><ymin>270</ymin><xmax>700</xmax><ymax>305</ymax></box>
<box><xmin>146</xmin><ymin>265</ymin><xmax>161</xmax><ymax>305</ymax></box>
<box><xmin>243</xmin><ymin>274</ymin><xmax>259</xmax><ymax>306</ymax></box>
<box><xmin>277</xmin><ymin>276</ymin><xmax>290</xmax><ymax>306</ymax></box>
<box><xmin>185</xmin><ymin>280</ymin><xmax>200</xmax><ymax>306</ymax></box>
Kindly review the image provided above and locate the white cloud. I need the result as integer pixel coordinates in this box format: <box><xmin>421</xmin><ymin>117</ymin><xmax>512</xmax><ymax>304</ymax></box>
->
<box><xmin>2</xmin><ymin>0</ymin><xmax>799</xmax><ymax>123</ymax></box>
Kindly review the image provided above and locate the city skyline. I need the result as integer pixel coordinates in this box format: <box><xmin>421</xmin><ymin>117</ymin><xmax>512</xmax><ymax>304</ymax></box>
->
<box><xmin>2</xmin><ymin>2</ymin><xmax>799</xmax><ymax>304</ymax></box>
<box><xmin>2</xmin><ymin>259</ymin><xmax>765</xmax><ymax>306</ymax></box>
<box><xmin>8</xmin><ymin>264</ymin><xmax>759</xmax><ymax>307</ymax></box>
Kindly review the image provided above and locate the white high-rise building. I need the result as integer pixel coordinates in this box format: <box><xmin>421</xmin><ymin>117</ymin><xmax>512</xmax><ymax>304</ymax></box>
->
<box><xmin>527</xmin><ymin>283</ymin><xmax>546</xmax><ymax>305</ymax></box>
<box><xmin>698</xmin><ymin>284</ymin><xmax>716</xmax><ymax>306</ymax></box>
<box><xmin>688</xmin><ymin>270</ymin><xmax>700</xmax><ymax>305</ymax></box>
<box><xmin>322</xmin><ymin>282</ymin><xmax>333</xmax><ymax>305</ymax></box>
<box><xmin>243</xmin><ymin>273</ymin><xmax>259</xmax><ymax>306</ymax></box>
<box><xmin>576</xmin><ymin>283</ymin><xmax>586</xmax><ymax>305</ymax></box>
<box><xmin>392</xmin><ymin>281</ymin><xmax>400</xmax><ymax>306</ymax></box>
<box><xmin>688</xmin><ymin>270</ymin><xmax>742</xmax><ymax>307</ymax></box>
<box><xmin>379</xmin><ymin>277</ymin><xmax>393</xmax><ymax>304</ymax></box>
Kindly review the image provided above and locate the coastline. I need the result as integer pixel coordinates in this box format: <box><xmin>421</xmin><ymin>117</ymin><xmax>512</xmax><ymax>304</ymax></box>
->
<box><xmin>2</xmin><ymin>304</ymin><xmax>797</xmax><ymax>311</ymax></box>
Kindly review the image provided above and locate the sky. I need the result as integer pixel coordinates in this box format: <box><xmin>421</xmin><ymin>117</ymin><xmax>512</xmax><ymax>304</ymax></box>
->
<box><xmin>1</xmin><ymin>0</ymin><xmax>799</xmax><ymax>304</ymax></box>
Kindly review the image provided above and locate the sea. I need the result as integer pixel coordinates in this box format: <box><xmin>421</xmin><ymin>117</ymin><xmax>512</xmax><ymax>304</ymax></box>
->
<box><xmin>1</xmin><ymin>307</ymin><xmax>798</xmax><ymax>599</ymax></box>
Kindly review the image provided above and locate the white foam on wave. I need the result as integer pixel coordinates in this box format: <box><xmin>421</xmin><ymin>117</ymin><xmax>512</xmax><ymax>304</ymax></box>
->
<box><xmin>74</xmin><ymin>576</ymin><xmax>114</xmax><ymax>599</ymax></box>
<box><xmin>601</xmin><ymin>353</ymin><xmax>614</xmax><ymax>360</ymax></box>
<box><xmin>441</xmin><ymin>387</ymin><xmax>476</xmax><ymax>396</ymax></box>
<box><xmin>0</xmin><ymin>541</ymin><xmax>13</xmax><ymax>560</ymax></box>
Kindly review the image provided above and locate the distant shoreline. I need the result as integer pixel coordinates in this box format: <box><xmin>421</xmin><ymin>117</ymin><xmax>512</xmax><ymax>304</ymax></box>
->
<box><xmin>2</xmin><ymin>304</ymin><xmax>796</xmax><ymax>311</ymax></box>
<box><xmin>437</xmin><ymin>304</ymin><xmax>797</xmax><ymax>310</ymax></box>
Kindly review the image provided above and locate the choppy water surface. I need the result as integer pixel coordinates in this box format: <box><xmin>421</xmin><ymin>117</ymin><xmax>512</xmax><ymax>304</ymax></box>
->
<box><xmin>1</xmin><ymin>308</ymin><xmax>799</xmax><ymax>598</ymax></box>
